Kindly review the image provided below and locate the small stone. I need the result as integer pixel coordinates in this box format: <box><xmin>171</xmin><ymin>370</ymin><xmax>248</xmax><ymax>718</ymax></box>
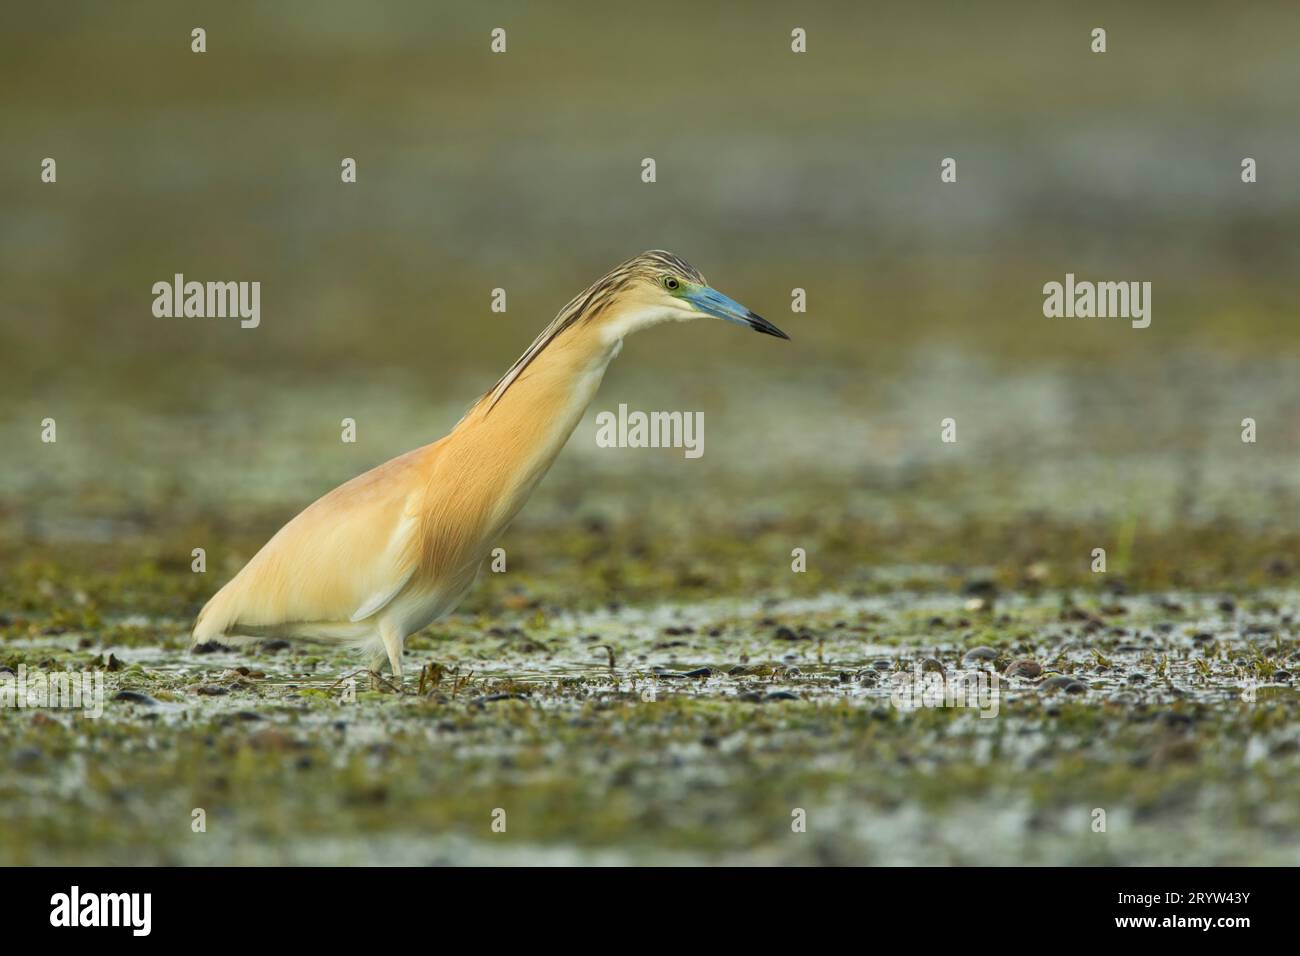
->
<box><xmin>196</xmin><ymin>685</ymin><xmax>229</xmax><ymax>696</ymax></box>
<box><xmin>872</xmin><ymin>659</ymin><xmax>892</xmax><ymax>671</ymax></box>
<box><xmin>1004</xmin><ymin>659</ymin><xmax>1042</xmax><ymax>678</ymax></box>
<box><xmin>112</xmin><ymin>690</ymin><xmax>158</xmax><ymax>706</ymax></box>
<box><xmin>764</xmin><ymin>690</ymin><xmax>799</xmax><ymax>701</ymax></box>
<box><xmin>919</xmin><ymin>658</ymin><xmax>946</xmax><ymax>675</ymax></box>
<box><xmin>773</xmin><ymin>626</ymin><xmax>802</xmax><ymax>641</ymax></box>
<box><xmin>192</xmin><ymin>640</ymin><xmax>234</xmax><ymax>655</ymax></box>
<box><xmin>962</xmin><ymin>646</ymin><xmax>998</xmax><ymax>664</ymax></box>
<box><xmin>681</xmin><ymin>667</ymin><xmax>712</xmax><ymax>678</ymax></box>
<box><xmin>1038</xmin><ymin>674</ymin><xmax>1082</xmax><ymax>693</ymax></box>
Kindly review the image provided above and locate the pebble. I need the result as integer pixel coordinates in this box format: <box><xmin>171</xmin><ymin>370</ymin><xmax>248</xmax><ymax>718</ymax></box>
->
<box><xmin>681</xmin><ymin>667</ymin><xmax>712</xmax><ymax>678</ymax></box>
<box><xmin>196</xmin><ymin>685</ymin><xmax>229</xmax><ymax>696</ymax></box>
<box><xmin>1038</xmin><ymin>675</ymin><xmax>1086</xmax><ymax>694</ymax></box>
<box><xmin>962</xmin><ymin>646</ymin><xmax>999</xmax><ymax>664</ymax></box>
<box><xmin>872</xmin><ymin>659</ymin><xmax>892</xmax><ymax>671</ymax></box>
<box><xmin>920</xmin><ymin>658</ymin><xmax>946</xmax><ymax>675</ymax></box>
<box><xmin>192</xmin><ymin>640</ymin><xmax>234</xmax><ymax>655</ymax></box>
<box><xmin>112</xmin><ymin>690</ymin><xmax>158</xmax><ymax>705</ymax></box>
<box><xmin>1004</xmin><ymin>659</ymin><xmax>1042</xmax><ymax>678</ymax></box>
<box><xmin>764</xmin><ymin>690</ymin><xmax>799</xmax><ymax>701</ymax></box>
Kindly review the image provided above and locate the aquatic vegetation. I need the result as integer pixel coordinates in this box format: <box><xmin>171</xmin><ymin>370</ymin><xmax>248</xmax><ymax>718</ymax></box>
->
<box><xmin>2</xmin><ymin>580</ymin><xmax>1296</xmax><ymax>864</ymax></box>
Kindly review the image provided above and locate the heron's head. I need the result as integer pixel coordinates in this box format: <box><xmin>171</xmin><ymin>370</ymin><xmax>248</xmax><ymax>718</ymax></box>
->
<box><xmin>594</xmin><ymin>250</ymin><xmax>790</xmax><ymax>343</ymax></box>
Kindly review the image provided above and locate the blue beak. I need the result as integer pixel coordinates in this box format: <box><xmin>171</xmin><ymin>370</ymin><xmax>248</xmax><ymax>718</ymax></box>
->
<box><xmin>686</xmin><ymin>286</ymin><xmax>790</xmax><ymax>340</ymax></box>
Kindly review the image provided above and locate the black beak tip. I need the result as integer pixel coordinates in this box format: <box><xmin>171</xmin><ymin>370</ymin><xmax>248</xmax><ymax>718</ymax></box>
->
<box><xmin>747</xmin><ymin>312</ymin><xmax>790</xmax><ymax>340</ymax></box>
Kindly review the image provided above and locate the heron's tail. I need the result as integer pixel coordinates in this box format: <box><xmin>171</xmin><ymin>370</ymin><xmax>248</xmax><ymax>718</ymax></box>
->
<box><xmin>192</xmin><ymin>583</ymin><xmax>239</xmax><ymax>645</ymax></box>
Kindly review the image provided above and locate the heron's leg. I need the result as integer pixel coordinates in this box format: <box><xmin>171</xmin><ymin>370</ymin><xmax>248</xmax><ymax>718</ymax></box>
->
<box><xmin>380</xmin><ymin>620</ymin><xmax>405</xmax><ymax>688</ymax></box>
<box><xmin>366</xmin><ymin>646</ymin><xmax>388</xmax><ymax>691</ymax></box>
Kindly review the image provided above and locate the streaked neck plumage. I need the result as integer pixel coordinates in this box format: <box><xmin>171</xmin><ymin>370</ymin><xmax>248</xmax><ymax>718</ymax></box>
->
<box><xmin>447</xmin><ymin>301</ymin><xmax>676</xmax><ymax>542</ymax></box>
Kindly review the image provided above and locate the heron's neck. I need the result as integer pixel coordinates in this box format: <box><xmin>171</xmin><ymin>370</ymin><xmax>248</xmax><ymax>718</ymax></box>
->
<box><xmin>455</xmin><ymin>323</ymin><xmax>620</xmax><ymax>534</ymax></box>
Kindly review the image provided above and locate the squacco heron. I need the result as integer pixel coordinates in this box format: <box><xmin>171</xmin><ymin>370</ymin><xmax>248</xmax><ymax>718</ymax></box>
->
<box><xmin>192</xmin><ymin>251</ymin><xmax>788</xmax><ymax>683</ymax></box>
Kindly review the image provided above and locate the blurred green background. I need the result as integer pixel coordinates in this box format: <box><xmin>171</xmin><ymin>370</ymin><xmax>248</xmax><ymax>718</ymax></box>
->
<box><xmin>2</xmin><ymin>0</ymin><xmax>1299</xmax><ymax>603</ymax></box>
<box><xmin>3</xmin><ymin>0</ymin><xmax>1300</xmax><ymax>870</ymax></box>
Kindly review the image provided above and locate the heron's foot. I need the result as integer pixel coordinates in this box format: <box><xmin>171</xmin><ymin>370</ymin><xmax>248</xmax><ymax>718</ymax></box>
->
<box><xmin>367</xmin><ymin>669</ymin><xmax>404</xmax><ymax>694</ymax></box>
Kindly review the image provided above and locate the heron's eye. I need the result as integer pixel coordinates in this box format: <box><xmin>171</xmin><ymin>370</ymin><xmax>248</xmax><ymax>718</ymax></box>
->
<box><xmin>663</xmin><ymin>276</ymin><xmax>680</xmax><ymax>291</ymax></box>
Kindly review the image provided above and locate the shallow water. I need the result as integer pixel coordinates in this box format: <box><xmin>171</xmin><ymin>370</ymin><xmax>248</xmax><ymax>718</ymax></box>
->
<box><xmin>3</xmin><ymin>587</ymin><xmax>1296</xmax><ymax>865</ymax></box>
